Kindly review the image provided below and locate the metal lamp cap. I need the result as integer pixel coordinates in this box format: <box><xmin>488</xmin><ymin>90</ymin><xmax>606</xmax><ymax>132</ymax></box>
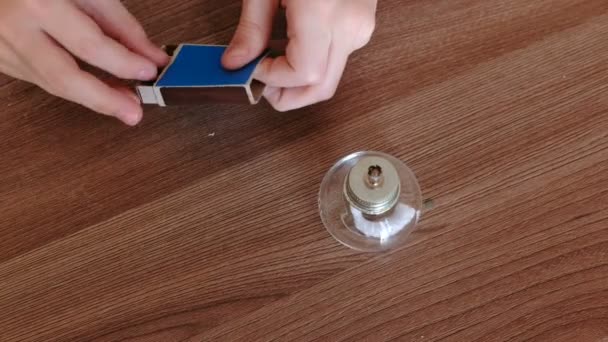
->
<box><xmin>344</xmin><ymin>156</ymin><xmax>401</xmax><ymax>216</ymax></box>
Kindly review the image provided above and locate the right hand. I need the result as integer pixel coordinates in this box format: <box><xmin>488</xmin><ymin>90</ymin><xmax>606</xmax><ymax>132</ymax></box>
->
<box><xmin>0</xmin><ymin>0</ymin><xmax>169</xmax><ymax>125</ymax></box>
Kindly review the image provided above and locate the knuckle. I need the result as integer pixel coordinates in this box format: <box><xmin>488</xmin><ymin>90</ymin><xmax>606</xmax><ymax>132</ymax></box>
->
<box><xmin>45</xmin><ymin>83</ymin><xmax>65</xmax><ymax>98</ymax></box>
<box><xmin>314</xmin><ymin>1</ymin><xmax>335</xmax><ymax>17</ymax></box>
<box><xmin>237</xmin><ymin>18</ymin><xmax>265</xmax><ymax>40</ymax></box>
<box><xmin>272</xmin><ymin>101</ymin><xmax>291</xmax><ymax>112</ymax></box>
<box><xmin>355</xmin><ymin>32</ymin><xmax>374</xmax><ymax>50</ymax></box>
<box><xmin>72</xmin><ymin>37</ymin><xmax>101</xmax><ymax>61</ymax></box>
<box><xmin>359</xmin><ymin>17</ymin><xmax>376</xmax><ymax>43</ymax></box>
<box><xmin>89</xmin><ymin>101</ymin><xmax>114</xmax><ymax>115</ymax></box>
<box><xmin>300</xmin><ymin>69</ymin><xmax>323</xmax><ymax>84</ymax></box>
<box><xmin>45</xmin><ymin>77</ymin><xmax>70</xmax><ymax>97</ymax></box>
<box><xmin>342</xmin><ymin>8</ymin><xmax>376</xmax><ymax>49</ymax></box>
<box><xmin>0</xmin><ymin>8</ymin><xmax>11</xmax><ymax>31</ymax></box>
<box><xmin>80</xmin><ymin>93</ymin><xmax>117</xmax><ymax>115</ymax></box>
<box><xmin>318</xmin><ymin>88</ymin><xmax>336</xmax><ymax>102</ymax></box>
<box><xmin>127</xmin><ymin>21</ymin><xmax>146</xmax><ymax>39</ymax></box>
<box><xmin>41</xmin><ymin>68</ymin><xmax>76</xmax><ymax>97</ymax></box>
<box><xmin>23</xmin><ymin>0</ymin><xmax>50</xmax><ymax>19</ymax></box>
<box><xmin>0</xmin><ymin>19</ymin><xmax>9</xmax><ymax>35</ymax></box>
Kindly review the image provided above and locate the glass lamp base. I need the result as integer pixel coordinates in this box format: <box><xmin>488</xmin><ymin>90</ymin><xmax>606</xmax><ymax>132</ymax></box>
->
<box><xmin>319</xmin><ymin>151</ymin><xmax>422</xmax><ymax>252</ymax></box>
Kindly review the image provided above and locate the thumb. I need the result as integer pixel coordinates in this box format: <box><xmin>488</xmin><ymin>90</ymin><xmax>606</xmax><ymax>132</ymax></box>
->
<box><xmin>222</xmin><ymin>0</ymin><xmax>278</xmax><ymax>70</ymax></box>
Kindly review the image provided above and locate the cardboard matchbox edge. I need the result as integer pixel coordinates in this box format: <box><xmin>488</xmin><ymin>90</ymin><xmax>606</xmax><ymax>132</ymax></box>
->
<box><xmin>135</xmin><ymin>44</ymin><xmax>268</xmax><ymax>106</ymax></box>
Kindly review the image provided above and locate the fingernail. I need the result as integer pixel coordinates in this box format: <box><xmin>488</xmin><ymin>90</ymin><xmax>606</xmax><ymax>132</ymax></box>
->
<box><xmin>159</xmin><ymin>50</ymin><xmax>170</xmax><ymax>63</ymax></box>
<box><xmin>127</xmin><ymin>91</ymin><xmax>141</xmax><ymax>104</ymax></box>
<box><xmin>226</xmin><ymin>45</ymin><xmax>248</xmax><ymax>59</ymax></box>
<box><xmin>147</xmin><ymin>41</ymin><xmax>170</xmax><ymax>65</ymax></box>
<box><xmin>152</xmin><ymin>50</ymin><xmax>170</xmax><ymax>66</ymax></box>
<box><xmin>119</xmin><ymin>110</ymin><xmax>142</xmax><ymax>126</ymax></box>
<box><xmin>137</xmin><ymin>68</ymin><xmax>157</xmax><ymax>81</ymax></box>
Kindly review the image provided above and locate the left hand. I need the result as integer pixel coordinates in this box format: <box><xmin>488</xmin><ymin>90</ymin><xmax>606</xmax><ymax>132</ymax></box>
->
<box><xmin>222</xmin><ymin>0</ymin><xmax>378</xmax><ymax>111</ymax></box>
<box><xmin>0</xmin><ymin>0</ymin><xmax>168</xmax><ymax>126</ymax></box>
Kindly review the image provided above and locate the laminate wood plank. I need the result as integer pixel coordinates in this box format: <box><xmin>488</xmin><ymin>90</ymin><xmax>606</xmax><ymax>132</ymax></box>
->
<box><xmin>0</xmin><ymin>0</ymin><xmax>607</xmax><ymax>341</ymax></box>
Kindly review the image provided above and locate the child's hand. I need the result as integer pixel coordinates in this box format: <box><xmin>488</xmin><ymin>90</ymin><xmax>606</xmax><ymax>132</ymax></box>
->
<box><xmin>0</xmin><ymin>0</ymin><xmax>168</xmax><ymax>125</ymax></box>
<box><xmin>222</xmin><ymin>0</ymin><xmax>377</xmax><ymax>111</ymax></box>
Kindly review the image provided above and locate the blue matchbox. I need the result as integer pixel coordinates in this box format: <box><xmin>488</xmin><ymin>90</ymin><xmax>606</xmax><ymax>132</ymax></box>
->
<box><xmin>136</xmin><ymin>44</ymin><xmax>269</xmax><ymax>106</ymax></box>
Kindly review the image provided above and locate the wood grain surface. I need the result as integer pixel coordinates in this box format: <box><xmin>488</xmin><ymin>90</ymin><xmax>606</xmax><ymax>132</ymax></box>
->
<box><xmin>1</xmin><ymin>0</ymin><xmax>608</xmax><ymax>341</ymax></box>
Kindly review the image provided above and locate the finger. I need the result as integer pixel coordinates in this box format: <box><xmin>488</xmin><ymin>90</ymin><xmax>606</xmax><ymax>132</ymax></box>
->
<box><xmin>22</xmin><ymin>32</ymin><xmax>143</xmax><ymax>125</ymax></box>
<box><xmin>75</xmin><ymin>0</ymin><xmax>169</xmax><ymax>66</ymax></box>
<box><xmin>39</xmin><ymin>1</ymin><xmax>158</xmax><ymax>81</ymax></box>
<box><xmin>253</xmin><ymin>3</ymin><xmax>331</xmax><ymax>88</ymax></box>
<box><xmin>113</xmin><ymin>84</ymin><xmax>141</xmax><ymax>105</ymax></box>
<box><xmin>222</xmin><ymin>0</ymin><xmax>279</xmax><ymax>70</ymax></box>
<box><xmin>103</xmin><ymin>73</ymin><xmax>141</xmax><ymax>97</ymax></box>
<box><xmin>264</xmin><ymin>44</ymin><xmax>349</xmax><ymax>112</ymax></box>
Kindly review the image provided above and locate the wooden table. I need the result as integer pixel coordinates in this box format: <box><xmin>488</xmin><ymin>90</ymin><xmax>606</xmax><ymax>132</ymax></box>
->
<box><xmin>2</xmin><ymin>0</ymin><xmax>608</xmax><ymax>341</ymax></box>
